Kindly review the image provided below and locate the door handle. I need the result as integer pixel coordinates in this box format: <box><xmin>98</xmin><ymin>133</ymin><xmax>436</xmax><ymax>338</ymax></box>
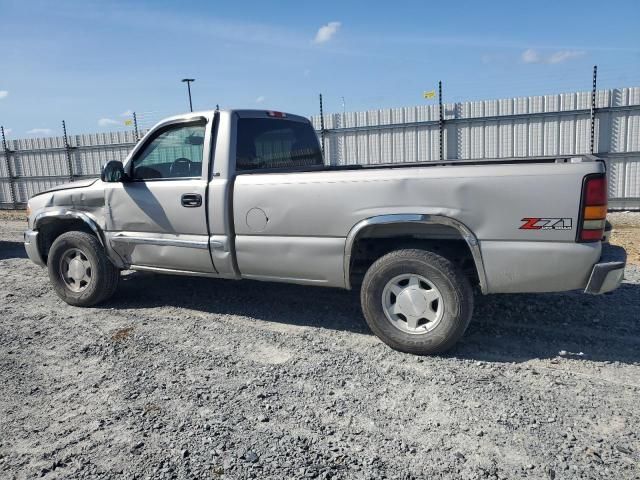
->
<box><xmin>181</xmin><ymin>193</ymin><xmax>202</xmax><ymax>207</ymax></box>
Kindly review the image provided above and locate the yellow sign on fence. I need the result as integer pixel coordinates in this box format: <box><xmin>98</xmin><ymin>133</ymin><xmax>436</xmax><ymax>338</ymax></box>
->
<box><xmin>124</xmin><ymin>119</ymin><xmax>133</xmax><ymax>126</ymax></box>
<box><xmin>423</xmin><ymin>90</ymin><xmax>436</xmax><ymax>99</ymax></box>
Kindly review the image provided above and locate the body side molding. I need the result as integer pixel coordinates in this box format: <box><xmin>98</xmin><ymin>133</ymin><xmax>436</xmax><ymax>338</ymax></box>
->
<box><xmin>111</xmin><ymin>233</ymin><xmax>209</xmax><ymax>250</ymax></box>
<box><xmin>343</xmin><ymin>214</ymin><xmax>488</xmax><ymax>293</ymax></box>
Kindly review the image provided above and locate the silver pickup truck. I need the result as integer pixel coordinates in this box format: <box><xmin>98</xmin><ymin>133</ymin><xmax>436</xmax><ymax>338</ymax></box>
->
<box><xmin>24</xmin><ymin>109</ymin><xmax>626</xmax><ymax>354</ymax></box>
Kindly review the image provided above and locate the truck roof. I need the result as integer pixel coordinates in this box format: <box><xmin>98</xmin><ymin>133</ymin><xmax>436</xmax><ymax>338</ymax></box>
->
<box><xmin>157</xmin><ymin>109</ymin><xmax>311</xmax><ymax>127</ymax></box>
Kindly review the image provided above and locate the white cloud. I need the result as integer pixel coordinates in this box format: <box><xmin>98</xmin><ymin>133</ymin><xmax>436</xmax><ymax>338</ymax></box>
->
<box><xmin>521</xmin><ymin>49</ymin><xmax>541</xmax><ymax>64</ymax></box>
<box><xmin>98</xmin><ymin>118</ymin><xmax>120</xmax><ymax>127</ymax></box>
<box><xmin>3</xmin><ymin>128</ymin><xmax>12</xmax><ymax>135</ymax></box>
<box><xmin>27</xmin><ymin>128</ymin><xmax>53</xmax><ymax>136</ymax></box>
<box><xmin>314</xmin><ymin>21</ymin><xmax>341</xmax><ymax>44</ymax></box>
<box><xmin>120</xmin><ymin>109</ymin><xmax>133</xmax><ymax>117</ymax></box>
<box><xmin>0</xmin><ymin>90</ymin><xmax>8</xmax><ymax>99</ymax></box>
<box><xmin>255</xmin><ymin>96</ymin><xmax>265</xmax><ymax>104</ymax></box>
<box><xmin>522</xmin><ymin>48</ymin><xmax>585</xmax><ymax>64</ymax></box>
<box><xmin>548</xmin><ymin>50</ymin><xmax>585</xmax><ymax>64</ymax></box>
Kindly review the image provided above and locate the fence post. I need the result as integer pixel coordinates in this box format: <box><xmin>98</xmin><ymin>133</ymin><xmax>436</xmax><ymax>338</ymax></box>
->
<box><xmin>62</xmin><ymin>120</ymin><xmax>74</xmax><ymax>181</ymax></box>
<box><xmin>133</xmin><ymin>111</ymin><xmax>140</xmax><ymax>141</ymax></box>
<box><xmin>590</xmin><ymin>65</ymin><xmax>598</xmax><ymax>154</ymax></box>
<box><xmin>438</xmin><ymin>80</ymin><xmax>444</xmax><ymax>161</ymax></box>
<box><xmin>1</xmin><ymin>126</ymin><xmax>17</xmax><ymax>208</ymax></box>
<box><xmin>319</xmin><ymin>93</ymin><xmax>326</xmax><ymax>162</ymax></box>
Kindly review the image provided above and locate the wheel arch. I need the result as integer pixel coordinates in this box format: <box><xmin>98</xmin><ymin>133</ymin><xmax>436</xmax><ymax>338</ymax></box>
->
<box><xmin>35</xmin><ymin>209</ymin><xmax>105</xmax><ymax>244</ymax></box>
<box><xmin>344</xmin><ymin>214</ymin><xmax>488</xmax><ymax>293</ymax></box>
<box><xmin>33</xmin><ymin>209</ymin><xmax>123</xmax><ymax>267</ymax></box>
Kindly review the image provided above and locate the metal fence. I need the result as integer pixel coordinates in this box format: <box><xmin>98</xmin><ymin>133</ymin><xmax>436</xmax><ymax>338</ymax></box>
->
<box><xmin>311</xmin><ymin>87</ymin><xmax>640</xmax><ymax>210</ymax></box>
<box><xmin>2</xmin><ymin>87</ymin><xmax>639</xmax><ymax>209</ymax></box>
<box><xmin>0</xmin><ymin>129</ymin><xmax>142</xmax><ymax>207</ymax></box>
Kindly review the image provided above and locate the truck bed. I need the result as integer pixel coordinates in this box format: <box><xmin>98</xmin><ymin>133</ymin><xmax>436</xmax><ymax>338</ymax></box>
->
<box><xmin>231</xmin><ymin>156</ymin><xmax>605</xmax><ymax>293</ymax></box>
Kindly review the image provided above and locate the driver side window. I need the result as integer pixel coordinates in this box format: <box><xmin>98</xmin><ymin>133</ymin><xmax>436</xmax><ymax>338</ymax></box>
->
<box><xmin>132</xmin><ymin>122</ymin><xmax>206</xmax><ymax>180</ymax></box>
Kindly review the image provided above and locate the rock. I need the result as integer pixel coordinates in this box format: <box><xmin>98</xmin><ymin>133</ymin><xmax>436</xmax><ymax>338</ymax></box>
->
<box><xmin>244</xmin><ymin>451</ymin><xmax>259</xmax><ymax>463</ymax></box>
<box><xmin>585</xmin><ymin>447</ymin><xmax>603</xmax><ymax>464</ymax></box>
<box><xmin>615</xmin><ymin>445</ymin><xmax>633</xmax><ymax>455</ymax></box>
<box><xmin>453</xmin><ymin>452</ymin><xmax>466</xmax><ymax>462</ymax></box>
<box><xmin>131</xmin><ymin>441</ymin><xmax>144</xmax><ymax>452</ymax></box>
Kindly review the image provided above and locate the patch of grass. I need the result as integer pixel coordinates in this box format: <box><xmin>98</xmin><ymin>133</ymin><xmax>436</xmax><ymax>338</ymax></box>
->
<box><xmin>0</xmin><ymin>209</ymin><xmax>27</xmax><ymax>221</ymax></box>
<box><xmin>610</xmin><ymin>226</ymin><xmax>640</xmax><ymax>265</ymax></box>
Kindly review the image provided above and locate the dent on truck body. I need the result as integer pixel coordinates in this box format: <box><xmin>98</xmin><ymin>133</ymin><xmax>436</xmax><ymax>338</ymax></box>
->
<box><xmin>104</xmin><ymin>184</ymin><xmax>171</xmax><ymax>232</ymax></box>
<box><xmin>35</xmin><ymin>179</ymin><xmax>106</xmax><ymax>224</ymax></box>
<box><xmin>30</xmin><ymin>180</ymin><xmax>128</xmax><ymax>268</ymax></box>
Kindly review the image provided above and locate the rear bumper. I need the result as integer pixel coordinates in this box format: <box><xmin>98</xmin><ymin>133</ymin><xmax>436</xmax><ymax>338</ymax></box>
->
<box><xmin>584</xmin><ymin>244</ymin><xmax>626</xmax><ymax>294</ymax></box>
<box><xmin>24</xmin><ymin>230</ymin><xmax>45</xmax><ymax>267</ymax></box>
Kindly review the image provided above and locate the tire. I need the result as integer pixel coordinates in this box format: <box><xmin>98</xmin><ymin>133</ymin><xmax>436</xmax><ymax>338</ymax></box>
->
<box><xmin>47</xmin><ymin>231</ymin><xmax>120</xmax><ymax>307</ymax></box>
<box><xmin>360</xmin><ymin>249</ymin><xmax>473</xmax><ymax>355</ymax></box>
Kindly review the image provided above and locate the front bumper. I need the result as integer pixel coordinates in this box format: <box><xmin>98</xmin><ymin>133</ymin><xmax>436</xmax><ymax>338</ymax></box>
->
<box><xmin>24</xmin><ymin>230</ymin><xmax>45</xmax><ymax>267</ymax></box>
<box><xmin>584</xmin><ymin>243</ymin><xmax>626</xmax><ymax>294</ymax></box>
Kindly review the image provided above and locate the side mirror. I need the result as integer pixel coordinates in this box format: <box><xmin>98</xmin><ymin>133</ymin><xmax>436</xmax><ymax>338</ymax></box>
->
<box><xmin>101</xmin><ymin>160</ymin><xmax>126</xmax><ymax>182</ymax></box>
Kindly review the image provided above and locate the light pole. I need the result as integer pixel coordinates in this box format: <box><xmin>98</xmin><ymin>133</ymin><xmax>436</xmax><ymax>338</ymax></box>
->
<box><xmin>181</xmin><ymin>78</ymin><xmax>195</xmax><ymax>112</ymax></box>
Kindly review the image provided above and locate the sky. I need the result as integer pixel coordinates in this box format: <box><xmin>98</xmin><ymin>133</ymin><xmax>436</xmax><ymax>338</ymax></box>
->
<box><xmin>0</xmin><ymin>0</ymin><xmax>639</xmax><ymax>138</ymax></box>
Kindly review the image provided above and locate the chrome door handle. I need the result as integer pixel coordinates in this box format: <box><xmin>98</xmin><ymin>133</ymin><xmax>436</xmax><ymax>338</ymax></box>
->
<box><xmin>181</xmin><ymin>193</ymin><xmax>202</xmax><ymax>207</ymax></box>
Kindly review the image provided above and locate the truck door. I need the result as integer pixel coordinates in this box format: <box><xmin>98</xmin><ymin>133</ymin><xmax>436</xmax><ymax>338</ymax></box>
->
<box><xmin>104</xmin><ymin>118</ymin><xmax>217</xmax><ymax>273</ymax></box>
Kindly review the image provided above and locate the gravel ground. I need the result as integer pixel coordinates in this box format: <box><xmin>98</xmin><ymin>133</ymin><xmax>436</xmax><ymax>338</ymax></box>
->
<box><xmin>1</xmin><ymin>217</ymin><xmax>639</xmax><ymax>480</ymax></box>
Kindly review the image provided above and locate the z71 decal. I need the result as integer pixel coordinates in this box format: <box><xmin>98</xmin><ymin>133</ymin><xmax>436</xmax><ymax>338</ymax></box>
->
<box><xmin>520</xmin><ymin>218</ymin><xmax>573</xmax><ymax>230</ymax></box>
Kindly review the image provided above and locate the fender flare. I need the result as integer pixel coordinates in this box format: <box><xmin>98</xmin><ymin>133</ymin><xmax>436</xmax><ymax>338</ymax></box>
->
<box><xmin>34</xmin><ymin>209</ymin><xmax>106</xmax><ymax>246</ymax></box>
<box><xmin>343</xmin><ymin>214</ymin><xmax>488</xmax><ymax>293</ymax></box>
<box><xmin>33</xmin><ymin>209</ymin><xmax>126</xmax><ymax>268</ymax></box>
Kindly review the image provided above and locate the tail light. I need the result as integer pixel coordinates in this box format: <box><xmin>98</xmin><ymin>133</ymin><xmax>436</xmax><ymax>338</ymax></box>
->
<box><xmin>577</xmin><ymin>174</ymin><xmax>607</xmax><ymax>242</ymax></box>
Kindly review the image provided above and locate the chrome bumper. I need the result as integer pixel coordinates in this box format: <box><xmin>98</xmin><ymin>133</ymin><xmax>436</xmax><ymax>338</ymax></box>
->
<box><xmin>24</xmin><ymin>230</ymin><xmax>45</xmax><ymax>267</ymax></box>
<box><xmin>584</xmin><ymin>244</ymin><xmax>626</xmax><ymax>294</ymax></box>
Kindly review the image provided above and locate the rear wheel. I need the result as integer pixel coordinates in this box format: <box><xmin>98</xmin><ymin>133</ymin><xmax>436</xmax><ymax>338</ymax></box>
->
<box><xmin>47</xmin><ymin>231</ymin><xmax>119</xmax><ymax>306</ymax></box>
<box><xmin>360</xmin><ymin>249</ymin><xmax>473</xmax><ymax>355</ymax></box>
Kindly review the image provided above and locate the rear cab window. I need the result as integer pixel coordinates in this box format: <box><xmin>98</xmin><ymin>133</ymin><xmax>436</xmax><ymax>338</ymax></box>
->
<box><xmin>236</xmin><ymin>117</ymin><xmax>324</xmax><ymax>172</ymax></box>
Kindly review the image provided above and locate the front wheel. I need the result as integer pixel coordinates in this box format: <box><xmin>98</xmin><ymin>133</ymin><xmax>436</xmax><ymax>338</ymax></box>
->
<box><xmin>47</xmin><ymin>231</ymin><xmax>120</xmax><ymax>307</ymax></box>
<box><xmin>360</xmin><ymin>249</ymin><xmax>473</xmax><ymax>355</ymax></box>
